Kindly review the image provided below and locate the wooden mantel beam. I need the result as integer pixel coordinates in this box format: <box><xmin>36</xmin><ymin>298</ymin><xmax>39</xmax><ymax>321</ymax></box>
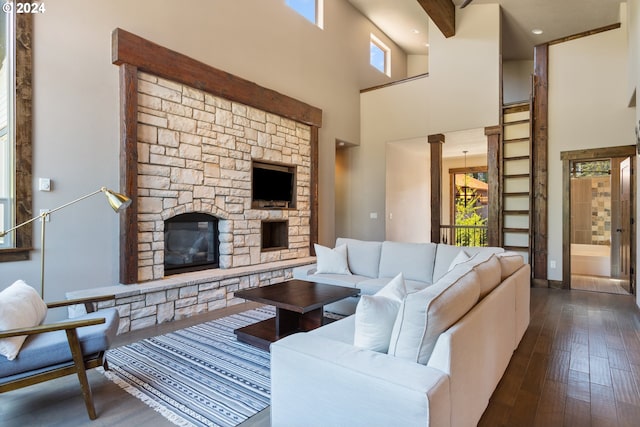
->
<box><xmin>417</xmin><ymin>0</ymin><xmax>456</xmax><ymax>38</ymax></box>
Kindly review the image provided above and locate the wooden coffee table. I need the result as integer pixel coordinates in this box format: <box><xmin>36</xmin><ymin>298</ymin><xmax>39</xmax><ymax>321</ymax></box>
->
<box><xmin>233</xmin><ymin>279</ymin><xmax>359</xmax><ymax>351</ymax></box>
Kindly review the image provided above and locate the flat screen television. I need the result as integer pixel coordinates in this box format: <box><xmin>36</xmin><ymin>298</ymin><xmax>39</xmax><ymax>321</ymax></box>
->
<box><xmin>252</xmin><ymin>163</ymin><xmax>295</xmax><ymax>207</ymax></box>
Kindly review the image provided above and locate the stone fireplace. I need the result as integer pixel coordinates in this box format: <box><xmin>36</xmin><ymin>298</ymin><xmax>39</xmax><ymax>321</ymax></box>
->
<box><xmin>164</xmin><ymin>212</ymin><xmax>219</xmax><ymax>275</ymax></box>
<box><xmin>88</xmin><ymin>30</ymin><xmax>322</xmax><ymax>332</ymax></box>
<box><xmin>135</xmin><ymin>71</ymin><xmax>312</xmax><ymax>281</ymax></box>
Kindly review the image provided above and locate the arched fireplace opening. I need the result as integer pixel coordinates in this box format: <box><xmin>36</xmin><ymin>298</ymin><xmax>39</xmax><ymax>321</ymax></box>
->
<box><xmin>164</xmin><ymin>213</ymin><xmax>219</xmax><ymax>275</ymax></box>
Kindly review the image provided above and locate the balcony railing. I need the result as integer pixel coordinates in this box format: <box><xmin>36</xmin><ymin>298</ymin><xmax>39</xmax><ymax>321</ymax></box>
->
<box><xmin>440</xmin><ymin>224</ymin><xmax>488</xmax><ymax>247</ymax></box>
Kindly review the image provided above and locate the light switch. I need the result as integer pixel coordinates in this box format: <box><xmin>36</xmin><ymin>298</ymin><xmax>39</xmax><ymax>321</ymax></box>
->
<box><xmin>39</xmin><ymin>178</ymin><xmax>51</xmax><ymax>192</ymax></box>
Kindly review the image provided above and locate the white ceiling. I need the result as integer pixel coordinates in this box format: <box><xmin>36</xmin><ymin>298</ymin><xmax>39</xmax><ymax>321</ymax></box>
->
<box><xmin>347</xmin><ymin>0</ymin><xmax>624</xmax><ymax>59</ymax></box>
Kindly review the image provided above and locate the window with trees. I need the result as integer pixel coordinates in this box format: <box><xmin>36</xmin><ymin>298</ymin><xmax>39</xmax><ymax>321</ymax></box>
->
<box><xmin>450</xmin><ymin>167</ymin><xmax>488</xmax><ymax>246</ymax></box>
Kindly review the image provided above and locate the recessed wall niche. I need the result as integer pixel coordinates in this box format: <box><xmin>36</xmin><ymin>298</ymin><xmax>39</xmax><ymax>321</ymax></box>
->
<box><xmin>262</xmin><ymin>220</ymin><xmax>289</xmax><ymax>252</ymax></box>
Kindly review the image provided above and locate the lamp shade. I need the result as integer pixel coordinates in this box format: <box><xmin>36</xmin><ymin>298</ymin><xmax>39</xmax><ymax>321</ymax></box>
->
<box><xmin>102</xmin><ymin>187</ymin><xmax>132</xmax><ymax>212</ymax></box>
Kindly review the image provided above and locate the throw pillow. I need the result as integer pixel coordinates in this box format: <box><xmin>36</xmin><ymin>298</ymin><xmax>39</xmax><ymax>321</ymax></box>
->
<box><xmin>448</xmin><ymin>249</ymin><xmax>470</xmax><ymax>272</ymax></box>
<box><xmin>353</xmin><ymin>273</ymin><xmax>406</xmax><ymax>352</ymax></box>
<box><xmin>388</xmin><ymin>266</ymin><xmax>480</xmax><ymax>364</ymax></box>
<box><xmin>314</xmin><ymin>243</ymin><xmax>352</xmax><ymax>275</ymax></box>
<box><xmin>496</xmin><ymin>252</ymin><xmax>524</xmax><ymax>280</ymax></box>
<box><xmin>0</xmin><ymin>280</ymin><xmax>48</xmax><ymax>360</ymax></box>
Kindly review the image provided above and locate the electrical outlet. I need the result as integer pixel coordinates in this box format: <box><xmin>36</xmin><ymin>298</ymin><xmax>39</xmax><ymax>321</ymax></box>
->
<box><xmin>40</xmin><ymin>209</ymin><xmax>50</xmax><ymax>222</ymax></box>
<box><xmin>550</xmin><ymin>260</ymin><xmax>556</xmax><ymax>269</ymax></box>
<box><xmin>369</xmin><ymin>212</ymin><xmax>378</xmax><ymax>219</ymax></box>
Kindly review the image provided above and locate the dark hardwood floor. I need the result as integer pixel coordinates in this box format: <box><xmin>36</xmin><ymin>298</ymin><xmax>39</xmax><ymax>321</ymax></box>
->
<box><xmin>2</xmin><ymin>288</ymin><xmax>639</xmax><ymax>426</ymax></box>
<box><xmin>480</xmin><ymin>287</ymin><xmax>640</xmax><ymax>427</ymax></box>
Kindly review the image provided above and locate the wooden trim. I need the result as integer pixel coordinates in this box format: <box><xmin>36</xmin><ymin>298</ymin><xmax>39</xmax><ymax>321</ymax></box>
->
<box><xmin>113</xmin><ymin>29</ymin><xmax>322</xmax><ymax>282</ymax></box>
<box><xmin>0</xmin><ymin>13</ymin><xmax>33</xmax><ymax>263</ymax></box>
<box><xmin>486</xmin><ymin>125</ymin><xmax>501</xmax><ymax>247</ymax></box>
<box><xmin>532</xmin><ymin>44</ymin><xmax>548</xmax><ymax>282</ymax></box>
<box><xmin>310</xmin><ymin>126</ymin><xmax>319</xmax><ymax>256</ymax></box>
<box><xmin>562</xmin><ymin>147</ymin><xmax>636</xmax><ymax>292</ymax></box>
<box><xmin>562</xmin><ymin>158</ymin><xmax>571</xmax><ymax>289</ymax></box>
<box><xmin>417</xmin><ymin>0</ymin><xmax>455</xmax><ymax>38</ymax></box>
<box><xmin>429</xmin><ymin>134</ymin><xmax>445</xmax><ymax>243</ymax></box>
<box><xmin>119</xmin><ymin>64</ymin><xmax>138</xmax><ymax>284</ymax></box>
<box><xmin>360</xmin><ymin>73</ymin><xmax>428</xmax><ymax>93</ymax></box>
<box><xmin>548</xmin><ymin>23</ymin><xmax>621</xmax><ymax>46</ymax></box>
<box><xmin>448</xmin><ymin>165</ymin><xmax>487</xmax><ymax>174</ymax></box>
<box><xmin>112</xmin><ymin>28</ymin><xmax>322</xmax><ymax>128</ymax></box>
<box><xmin>560</xmin><ymin>145</ymin><xmax>636</xmax><ymax>161</ymax></box>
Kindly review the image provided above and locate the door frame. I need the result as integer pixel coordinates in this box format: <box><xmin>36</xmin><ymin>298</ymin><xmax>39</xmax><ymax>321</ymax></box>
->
<box><xmin>561</xmin><ymin>145</ymin><xmax>636</xmax><ymax>293</ymax></box>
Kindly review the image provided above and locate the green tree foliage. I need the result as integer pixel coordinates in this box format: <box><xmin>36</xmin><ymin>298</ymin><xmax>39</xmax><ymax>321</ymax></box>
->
<box><xmin>454</xmin><ymin>186</ymin><xmax>487</xmax><ymax>246</ymax></box>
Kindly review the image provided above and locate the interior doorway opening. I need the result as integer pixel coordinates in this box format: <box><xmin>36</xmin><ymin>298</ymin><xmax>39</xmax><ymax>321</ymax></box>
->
<box><xmin>563</xmin><ymin>148</ymin><xmax>636</xmax><ymax>295</ymax></box>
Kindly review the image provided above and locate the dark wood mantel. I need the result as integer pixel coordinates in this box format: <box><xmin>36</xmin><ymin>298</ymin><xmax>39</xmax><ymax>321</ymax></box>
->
<box><xmin>112</xmin><ymin>28</ymin><xmax>322</xmax><ymax>284</ymax></box>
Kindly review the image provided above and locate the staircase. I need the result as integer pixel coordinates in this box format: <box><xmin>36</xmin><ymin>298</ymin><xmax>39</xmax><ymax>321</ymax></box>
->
<box><xmin>501</xmin><ymin>102</ymin><xmax>532</xmax><ymax>263</ymax></box>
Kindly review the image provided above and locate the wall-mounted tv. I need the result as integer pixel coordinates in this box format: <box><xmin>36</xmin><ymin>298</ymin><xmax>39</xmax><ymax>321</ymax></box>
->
<box><xmin>252</xmin><ymin>161</ymin><xmax>296</xmax><ymax>208</ymax></box>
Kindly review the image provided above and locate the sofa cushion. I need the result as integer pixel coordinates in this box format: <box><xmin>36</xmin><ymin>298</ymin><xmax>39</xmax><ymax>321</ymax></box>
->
<box><xmin>388</xmin><ymin>264</ymin><xmax>481</xmax><ymax>364</ymax></box>
<box><xmin>0</xmin><ymin>308</ymin><xmax>120</xmax><ymax>378</ymax></box>
<box><xmin>314</xmin><ymin>243</ymin><xmax>352</xmax><ymax>275</ymax></box>
<box><xmin>433</xmin><ymin>244</ymin><xmax>464</xmax><ymax>283</ymax></box>
<box><xmin>378</xmin><ymin>241</ymin><xmax>437</xmax><ymax>284</ymax></box>
<box><xmin>496</xmin><ymin>252</ymin><xmax>525</xmax><ymax>280</ymax></box>
<box><xmin>311</xmin><ymin>273</ymin><xmax>370</xmax><ymax>288</ymax></box>
<box><xmin>463</xmin><ymin>252</ymin><xmax>502</xmax><ymax>299</ymax></box>
<box><xmin>0</xmin><ymin>280</ymin><xmax>48</xmax><ymax>361</ymax></box>
<box><xmin>336</xmin><ymin>238</ymin><xmax>382</xmax><ymax>279</ymax></box>
<box><xmin>433</xmin><ymin>244</ymin><xmax>505</xmax><ymax>283</ymax></box>
<box><xmin>354</xmin><ymin>273</ymin><xmax>407</xmax><ymax>352</ymax></box>
<box><xmin>448</xmin><ymin>249</ymin><xmax>470</xmax><ymax>272</ymax></box>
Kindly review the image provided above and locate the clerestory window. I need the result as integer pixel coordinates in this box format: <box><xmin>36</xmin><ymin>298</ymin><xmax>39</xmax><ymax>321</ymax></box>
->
<box><xmin>286</xmin><ymin>0</ymin><xmax>324</xmax><ymax>29</ymax></box>
<box><xmin>370</xmin><ymin>34</ymin><xmax>390</xmax><ymax>76</ymax></box>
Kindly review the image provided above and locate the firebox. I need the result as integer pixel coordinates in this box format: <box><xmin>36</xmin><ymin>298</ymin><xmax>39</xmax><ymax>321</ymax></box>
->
<box><xmin>164</xmin><ymin>213</ymin><xmax>219</xmax><ymax>275</ymax></box>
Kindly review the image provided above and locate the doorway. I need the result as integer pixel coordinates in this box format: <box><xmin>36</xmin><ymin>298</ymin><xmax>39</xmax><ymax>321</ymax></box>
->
<box><xmin>561</xmin><ymin>146</ymin><xmax>636</xmax><ymax>295</ymax></box>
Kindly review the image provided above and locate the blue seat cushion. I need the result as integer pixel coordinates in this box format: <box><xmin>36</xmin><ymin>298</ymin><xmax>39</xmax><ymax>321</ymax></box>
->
<box><xmin>0</xmin><ymin>308</ymin><xmax>119</xmax><ymax>379</ymax></box>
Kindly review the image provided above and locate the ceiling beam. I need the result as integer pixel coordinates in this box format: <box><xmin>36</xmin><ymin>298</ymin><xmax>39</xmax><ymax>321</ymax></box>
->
<box><xmin>417</xmin><ymin>0</ymin><xmax>455</xmax><ymax>38</ymax></box>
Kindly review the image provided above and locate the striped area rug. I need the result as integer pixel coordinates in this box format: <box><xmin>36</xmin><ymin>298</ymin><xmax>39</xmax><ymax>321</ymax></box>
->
<box><xmin>102</xmin><ymin>307</ymin><xmax>274</xmax><ymax>427</ymax></box>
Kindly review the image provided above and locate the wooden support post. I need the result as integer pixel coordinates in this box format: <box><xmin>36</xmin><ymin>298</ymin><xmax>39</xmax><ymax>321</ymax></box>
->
<box><xmin>429</xmin><ymin>134</ymin><xmax>445</xmax><ymax>243</ymax></box>
<box><xmin>485</xmin><ymin>125</ymin><xmax>501</xmax><ymax>247</ymax></box>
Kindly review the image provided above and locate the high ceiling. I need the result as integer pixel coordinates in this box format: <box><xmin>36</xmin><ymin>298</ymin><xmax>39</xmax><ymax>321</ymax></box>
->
<box><xmin>347</xmin><ymin>0</ymin><xmax>624</xmax><ymax>59</ymax></box>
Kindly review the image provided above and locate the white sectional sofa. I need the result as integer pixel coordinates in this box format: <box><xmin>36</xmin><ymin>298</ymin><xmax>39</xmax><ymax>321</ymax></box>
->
<box><xmin>272</xmin><ymin>238</ymin><xmax>531</xmax><ymax>427</ymax></box>
<box><xmin>293</xmin><ymin>237</ymin><xmax>505</xmax><ymax>315</ymax></box>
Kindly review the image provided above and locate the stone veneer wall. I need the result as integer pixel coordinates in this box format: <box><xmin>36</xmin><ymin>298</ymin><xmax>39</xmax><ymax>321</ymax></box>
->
<box><xmin>68</xmin><ymin>257</ymin><xmax>313</xmax><ymax>333</ymax></box>
<box><xmin>135</xmin><ymin>71</ymin><xmax>312</xmax><ymax>281</ymax></box>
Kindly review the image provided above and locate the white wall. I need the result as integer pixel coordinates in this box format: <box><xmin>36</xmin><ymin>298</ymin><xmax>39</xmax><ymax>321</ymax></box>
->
<box><xmin>548</xmin><ymin>21</ymin><xmax>636</xmax><ymax>282</ymax></box>
<box><xmin>503</xmin><ymin>60</ymin><xmax>534</xmax><ymax>104</ymax></box>
<box><xmin>407</xmin><ymin>54</ymin><xmax>429</xmax><ymax>76</ymax></box>
<box><xmin>1</xmin><ymin>0</ymin><xmax>408</xmax><ymax>301</ymax></box>
<box><xmin>385</xmin><ymin>139</ymin><xmax>430</xmax><ymax>242</ymax></box>
<box><xmin>356</xmin><ymin>4</ymin><xmax>500</xmax><ymax>241</ymax></box>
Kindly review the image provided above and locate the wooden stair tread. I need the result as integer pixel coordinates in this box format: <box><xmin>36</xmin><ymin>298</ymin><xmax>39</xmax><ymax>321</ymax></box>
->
<box><xmin>504</xmin><ymin>227</ymin><xmax>530</xmax><ymax>233</ymax></box>
<box><xmin>503</xmin><ymin>137</ymin><xmax>530</xmax><ymax>144</ymax></box>
<box><xmin>503</xmin><ymin>210</ymin><xmax>530</xmax><ymax>215</ymax></box>
<box><xmin>504</xmin><ymin>173</ymin><xmax>530</xmax><ymax>179</ymax></box>
<box><xmin>504</xmin><ymin>192</ymin><xmax>530</xmax><ymax>197</ymax></box>
<box><xmin>503</xmin><ymin>119</ymin><xmax>530</xmax><ymax>126</ymax></box>
<box><xmin>504</xmin><ymin>155</ymin><xmax>530</xmax><ymax>161</ymax></box>
<box><xmin>502</xmin><ymin>245</ymin><xmax>530</xmax><ymax>251</ymax></box>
